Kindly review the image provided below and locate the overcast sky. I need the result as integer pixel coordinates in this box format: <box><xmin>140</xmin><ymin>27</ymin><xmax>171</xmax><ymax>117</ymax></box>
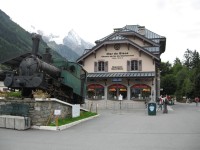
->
<box><xmin>0</xmin><ymin>0</ymin><xmax>200</xmax><ymax>63</ymax></box>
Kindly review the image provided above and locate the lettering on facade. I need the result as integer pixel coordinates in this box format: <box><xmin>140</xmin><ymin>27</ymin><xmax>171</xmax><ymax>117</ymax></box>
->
<box><xmin>101</xmin><ymin>52</ymin><xmax>134</xmax><ymax>59</ymax></box>
<box><xmin>111</xmin><ymin>66</ymin><xmax>123</xmax><ymax>70</ymax></box>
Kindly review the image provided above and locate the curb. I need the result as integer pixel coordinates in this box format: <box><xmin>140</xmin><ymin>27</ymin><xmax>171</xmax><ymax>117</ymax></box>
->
<box><xmin>31</xmin><ymin>114</ymin><xmax>100</xmax><ymax>131</ymax></box>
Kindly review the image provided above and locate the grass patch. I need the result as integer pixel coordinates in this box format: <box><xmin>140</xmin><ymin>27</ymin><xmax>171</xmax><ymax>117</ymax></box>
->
<box><xmin>49</xmin><ymin>111</ymin><xmax>97</xmax><ymax>126</ymax></box>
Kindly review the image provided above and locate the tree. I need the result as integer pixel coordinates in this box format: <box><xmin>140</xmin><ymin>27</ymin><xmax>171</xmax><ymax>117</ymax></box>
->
<box><xmin>194</xmin><ymin>73</ymin><xmax>200</xmax><ymax>97</ymax></box>
<box><xmin>182</xmin><ymin>78</ymin><xmax>194</xmax><ymax>98</ymax></box>
<box><xmin>173</xmin><ymin>57</ymin><xmax>182</xmax><ymax>65</ymax></box>
<box><xmin>160</xmin><ymin>49</ymin><xmax>199</xmax><ymax>101</ymax></box>
<box><xmin>160</xmin><ymin>61</ymin><xmax>172</xmax><ymax>76</ymax></box>
<box><xmin>172</xmin><ymin>58</ymin><xmax>183</xmax><ymax>74</ymax></box>
<box><xmin>160</xmin><ymin>74</ymin><xmax>176</xmax><ymax>95</ymax></box>
<box><xmin>175</xmin><ymin>67</ymin><xmax>189</xmax><ymax>100</ymax></box>
<box><xmin>183</xmin><ymin>49</ymin><xmax>193</xmax><ymax>69</ymax></box>
<box><xmin>191</xmin><ymin>50</ymin><xmax>200</xmax><ymax>69</ymax></box>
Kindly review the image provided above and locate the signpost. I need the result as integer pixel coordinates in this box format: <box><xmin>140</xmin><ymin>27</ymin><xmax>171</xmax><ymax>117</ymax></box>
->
<box><xmin>54</xmin><ymin>110</ymin><xmax>61</xmax><ymax>127</ymax></box>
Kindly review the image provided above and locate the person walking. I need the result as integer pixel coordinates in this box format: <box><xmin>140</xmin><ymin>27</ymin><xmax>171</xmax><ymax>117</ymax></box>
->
<box><xmin>159</xmin><ymin>95</ymin><xmax>163</xmax><ymax>111</ymax></box>
<box><xmin>163</xmin><ymin>96</ymin><xmax>168</xmax><ymax>113</ymax></box>
<box><xmin>195</xmin><ymin>97</ymin><xmax>199</xmax><ymax>107</ymax></box>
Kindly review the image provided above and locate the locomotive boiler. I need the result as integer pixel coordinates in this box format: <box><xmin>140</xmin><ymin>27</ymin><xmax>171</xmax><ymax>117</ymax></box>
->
<box><xmin>4</xmin><ymin>33</ymin><xmax>87</xmax><ymax>104</ymax></box>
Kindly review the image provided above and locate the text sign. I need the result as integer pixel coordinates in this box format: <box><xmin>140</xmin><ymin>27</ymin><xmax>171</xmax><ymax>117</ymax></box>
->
<box><xmin>54</xmin><ymin>109</ymin><xmax>61</xmax><ymax>116</ymax></box>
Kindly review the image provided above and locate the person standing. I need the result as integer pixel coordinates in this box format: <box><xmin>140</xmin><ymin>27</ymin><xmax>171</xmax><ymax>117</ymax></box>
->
<box><xmin>195</xmin><ymin>97</ymin><xmax>199</xmax><ymax>107</ymax></box>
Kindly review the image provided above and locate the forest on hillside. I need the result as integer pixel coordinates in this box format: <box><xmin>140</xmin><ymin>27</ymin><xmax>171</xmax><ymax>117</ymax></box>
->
<box><xmin>160</xmin><ymin>49</ymin><xmax>200</xmax><ymax>101</ymax></box>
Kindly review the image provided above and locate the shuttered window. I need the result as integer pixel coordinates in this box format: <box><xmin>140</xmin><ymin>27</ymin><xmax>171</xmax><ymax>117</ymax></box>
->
<box><xmin>105</xmin><ymin>61</ymin><xmax>108</xmax><ymax>72</ymax></box>
<box><xmin>94</xmin><ymin>62</ymin><xmax>97</xmax><ymax>72</ymax></box>
<box><xmin>127</xmin><ymin>61</ymin><xmax>130</xmax><ymax>71</ymax></box>
<box><xmin>98</xmin><ymin>61</ymin><xmax>105</xmax><ymax>71</ymax></box>
<box><xmin>127</xmin><ymin>60</ymin><xmax>142</xmax><ymax>71</ymax></box>
<box><xmin>139</xmin><ymin>60</ymin><xmax>142</xmax><ymax>71</ymax></box>
<box><xmin>131</xmin><ymin>60</ymin><xmax>138</xmax><ymax>71</ymax></box>
<box><xmin>94</xmin><ymin>61</ymin><xmax>108</xmax><ymax>72</ymax></box>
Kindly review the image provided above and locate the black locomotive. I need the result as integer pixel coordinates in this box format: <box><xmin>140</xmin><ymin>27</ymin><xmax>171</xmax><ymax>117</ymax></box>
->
<box><xmin>3</xmin><ymin>33</ymin><xmax>87</xmax><ymax>104</ymax></box>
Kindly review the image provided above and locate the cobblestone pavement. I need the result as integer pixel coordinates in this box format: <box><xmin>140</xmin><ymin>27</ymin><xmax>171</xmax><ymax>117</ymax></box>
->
<box><xmin>0</xmin><ymin>101</ymin><xmax>200</xmax><ymax>150</ymax></box>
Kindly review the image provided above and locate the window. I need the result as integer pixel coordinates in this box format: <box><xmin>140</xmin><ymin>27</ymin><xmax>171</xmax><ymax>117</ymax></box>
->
<box><xmin>131</xmin><ymin>60</ymin><xmax>138</xmax><ymax>71</ymax></box>
<box><xmin>94</xmin><ymin>61</ymin><xmax>108</xmax><ymax>72</ymax></box>
<box><xmin>127</xmin><ymin>60</ymin><xmax>142</xmax><ymax>71</ymax></box>
<box><xmin>98</xmin><ymin>61</ymin><xmax>105</xmax><ymax>71</ymax></box>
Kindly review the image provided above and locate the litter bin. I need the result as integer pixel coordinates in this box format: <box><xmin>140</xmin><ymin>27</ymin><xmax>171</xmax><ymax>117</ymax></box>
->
<box><xmin>148</xmin><ymin>101</ymin><xmax>156</xmax><ymax>115</ymax></box>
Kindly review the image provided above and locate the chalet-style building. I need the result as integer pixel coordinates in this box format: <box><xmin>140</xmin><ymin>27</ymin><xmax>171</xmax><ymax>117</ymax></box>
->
<box><xmin>77</xmin><ymin>25</ymin><xmax>166</xmax><ymax>101</ymax></box>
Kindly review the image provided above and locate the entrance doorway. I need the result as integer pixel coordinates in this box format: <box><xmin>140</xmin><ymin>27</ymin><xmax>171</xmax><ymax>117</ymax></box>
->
<box><xmin>87</xmin><ymin>84</ymin><xmax>104</xmax><ymax>100</ymax></box>
<box><xmin>108</xmin><ymin>84</ymin><xmax>127</xmax><ymax>100</ymax></box>
<box><xmin>130</xmin><ymin>84</ymin><xmax>151</xmax><ymax>100</ymax></box>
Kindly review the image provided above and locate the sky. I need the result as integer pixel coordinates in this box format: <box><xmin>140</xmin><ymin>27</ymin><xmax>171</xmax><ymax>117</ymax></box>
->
<box><xmin>0</xmin><ymin>0</ymin><xmax>200</xmax><ymax>64</ymax></box>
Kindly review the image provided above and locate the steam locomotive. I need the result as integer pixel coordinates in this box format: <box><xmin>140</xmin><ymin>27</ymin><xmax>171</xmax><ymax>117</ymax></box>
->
<box><xmin>3</xmin><ymin>34</ymin><xmax>87</xmax><ymax>104</ymax></box>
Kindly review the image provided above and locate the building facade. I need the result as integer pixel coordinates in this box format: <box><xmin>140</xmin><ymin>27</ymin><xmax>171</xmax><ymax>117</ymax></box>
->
<box><xmin>77</xmin><ymin>25</ymin><xmax>166</xmax><ymax>101</ymax></box>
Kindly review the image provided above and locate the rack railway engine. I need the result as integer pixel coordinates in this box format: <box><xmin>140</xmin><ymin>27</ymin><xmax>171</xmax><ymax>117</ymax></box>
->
<box><xmin>4</xmin><ymin>34</ymin><xmax>87</xmax><ymax>104</ymax></box>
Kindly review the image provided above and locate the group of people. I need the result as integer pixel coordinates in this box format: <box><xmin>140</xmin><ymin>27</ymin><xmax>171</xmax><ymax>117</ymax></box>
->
<box><xmin>186</xmin><ymin>96</ymin><xmax>199</xmax><ymax>106</ymax></box>
<box><xmin>157</xmin><ymin>95</ymin><xmax>171</xmax><ymax>113</ymax></box>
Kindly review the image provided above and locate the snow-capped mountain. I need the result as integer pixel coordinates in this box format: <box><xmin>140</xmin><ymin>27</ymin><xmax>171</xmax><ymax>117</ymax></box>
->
<box><xmin>33</xmin><ymin>28</ymin><xmax>94</xmax><ymax>61</ymax></box>
<box><xmin>63</xmin><ymin>29</ymin><xmax>94</xmax><ymax>56</ymax></box>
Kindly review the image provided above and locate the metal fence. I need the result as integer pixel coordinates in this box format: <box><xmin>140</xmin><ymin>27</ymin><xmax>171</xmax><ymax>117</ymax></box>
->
<box><xmin>82</xmin><ymin>99</ymin><xmax>146</xmax><ymax>113</ymax></box>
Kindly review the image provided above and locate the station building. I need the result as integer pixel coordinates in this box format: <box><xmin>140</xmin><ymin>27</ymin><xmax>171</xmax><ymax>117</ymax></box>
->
<box><xmin>77</xmin><ymin>25</ymin><xmax>166</xmax><ymax>101</ymax></box>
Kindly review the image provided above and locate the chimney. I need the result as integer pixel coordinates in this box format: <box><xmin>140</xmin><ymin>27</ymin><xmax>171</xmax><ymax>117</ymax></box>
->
<box><xmin>42</xmin><ymin>47</ymin><xmax>52</xmax><ymax>63</ymax></box>
<box><xmin>138</xmin><ymin>26</ymin><xmax>145</xmax><ymax>36</ymax></box>
<box><xmin>31</xmin><ymin>33</ymin><xmax>41</xmax><ymax>55</ymax></box>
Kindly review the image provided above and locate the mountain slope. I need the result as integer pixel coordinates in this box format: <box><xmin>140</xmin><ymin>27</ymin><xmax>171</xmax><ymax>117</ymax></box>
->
<box><xmin>63</xmin><ymin>29</ymin><xmax>94</xmax><ymax>56</ymax></box>
<box><xmin>0</xmin><ymin>9</ymin><xmax>64</xmax><ymax>64</ymax></box>
<box><xmin>47</xmin><ymin>40</ymin><xmax>79</xmax><ymax>62</ymax></box>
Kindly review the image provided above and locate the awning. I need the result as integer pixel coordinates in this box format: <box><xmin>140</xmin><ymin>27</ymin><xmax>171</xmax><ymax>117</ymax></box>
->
<box><xmin>87</xmin><ymin>72</ymin><xmax>155</xmax><ymax>78</ymax></box>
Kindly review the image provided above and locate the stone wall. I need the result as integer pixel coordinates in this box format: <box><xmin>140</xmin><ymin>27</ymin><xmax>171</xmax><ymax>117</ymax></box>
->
<box><xmin>0</xmin><ymin>98</ymin><xmax>72</xmax><ymax>126</ymax></box>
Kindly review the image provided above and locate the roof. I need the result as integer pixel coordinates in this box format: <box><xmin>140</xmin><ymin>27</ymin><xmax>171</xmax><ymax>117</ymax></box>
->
<box><xmin>96</xmin><ymin>25</ymin><xmax>165</xmax><ymax>44</ymax></box>
<box><xmin>124</xmin><ymin>25</ymin><xmax>165</xmax><ymax>39</ymax></box>
<box><xmin>77</xmin><ymin>25</ymin><xmax>166</xmax><ymax>62</ymax></box>
<box><xmin>77</xmin><ymin>37</ymin><xmax>160</xmax><ymax>62</ymax></box>
<box><xmin>87</xmin><ymin>72</ymin><xmax>155</xmax><ymax>78</ymax></box>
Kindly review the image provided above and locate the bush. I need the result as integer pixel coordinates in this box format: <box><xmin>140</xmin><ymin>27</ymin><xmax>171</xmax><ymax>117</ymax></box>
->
<box><xmin>6</xmin><ymin>91</ymin><xmax>22</xmax><ymax>98</ymax></box>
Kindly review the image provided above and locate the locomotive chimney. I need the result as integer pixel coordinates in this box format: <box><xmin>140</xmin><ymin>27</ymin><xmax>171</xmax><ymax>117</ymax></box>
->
<box><xmin>42</xmin><ymin>47</ymin><xmax>53</xmax><ymax>63</ymax></box>
<box><xmin>32</xmin><ymin>33</ymin><xmax>41</xmax><ymax>55</ymax></box>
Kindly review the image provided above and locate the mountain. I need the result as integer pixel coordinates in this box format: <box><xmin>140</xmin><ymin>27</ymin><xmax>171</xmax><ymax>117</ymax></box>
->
<box><xmin>46</xmin><ymin>40</ymin><xmax>79</xmax><ymax>62</ymax></box>
<box><xmin>41</xmin><ymin>29</ymin><xmax>94</xmax><ymax>61</ymax></box>
<box><xmin>0</xmin><ymin>9</ymin><xmax>93</xmax><ymax>63</ymax></box>
<box><xmin>0</xmin><ymin>9</ymin><xmax>64</xmax><ymax>64</ymax></box>
<box><xmin>63</xmin><ymin>29</ymin><xmax>94</xmax><ymax>56</ymax></box>
<box><xmin>39</xmin><ymin>32</ymin><xmax>78</xmax><ymax>61</ymax></box>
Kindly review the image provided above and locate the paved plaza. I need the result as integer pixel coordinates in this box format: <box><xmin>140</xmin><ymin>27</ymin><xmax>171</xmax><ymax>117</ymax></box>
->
<box><xmin>0</xmin><ymin>100</ymin><xmax>200</xmax><ymax>150</ymax></box>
